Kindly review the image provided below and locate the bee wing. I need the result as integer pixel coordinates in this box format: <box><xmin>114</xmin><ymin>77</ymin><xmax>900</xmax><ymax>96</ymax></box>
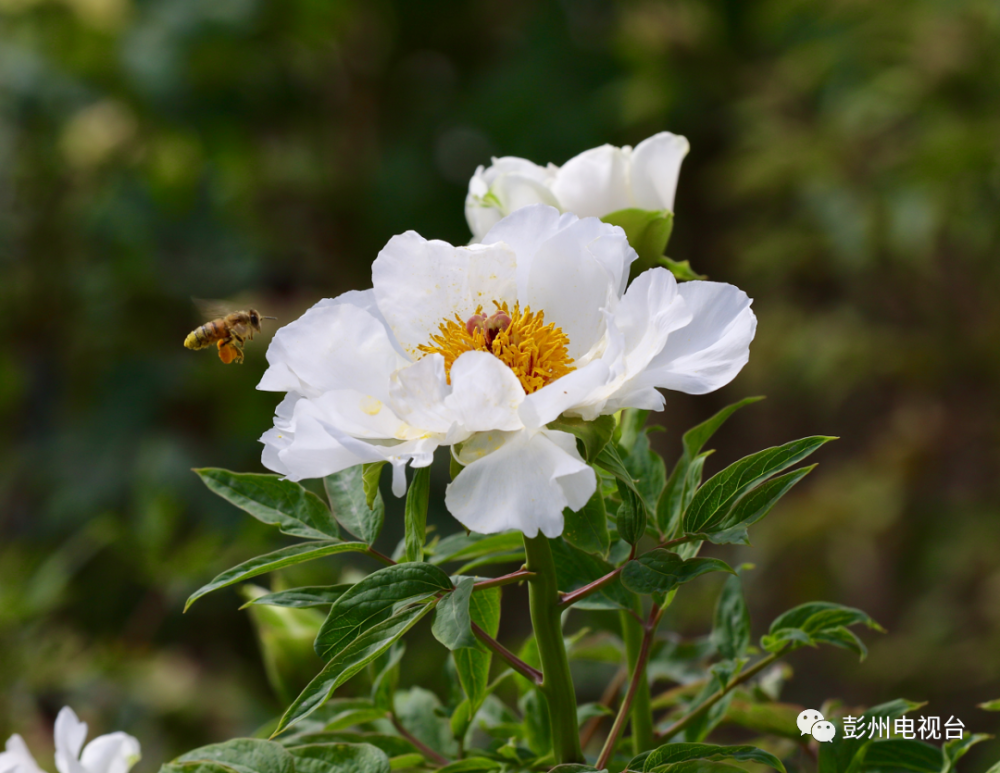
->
<box><xmin>192</xmin><ymin>297</ymin><xmax>235</xmax><ymax>322</ymax></box>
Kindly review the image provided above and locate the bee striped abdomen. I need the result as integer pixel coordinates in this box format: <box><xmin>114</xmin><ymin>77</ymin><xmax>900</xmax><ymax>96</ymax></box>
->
<box><xmin>184</xmin><ymin>319</ymin><xmax>226</xmax><ymax>350</ymax></box>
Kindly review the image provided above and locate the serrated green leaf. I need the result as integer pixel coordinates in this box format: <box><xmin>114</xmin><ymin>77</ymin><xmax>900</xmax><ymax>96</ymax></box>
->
<box><xmin>548</xmin><ymin>415</ymin><xmax>616</xmax><ymax>463</ymax></box>
<box><xmin>643</xmin><ymin>743</ymin><xmax>786</xmax><ymax>773</ymax></box>
<box><xmin>550</xmin><ymin>537</ymin><xmax>635</xmax><ymax>611</ymax></box>
<box><xmin>684</xmin><ymin>436</ymin><xmax>835</xmax><ymax>534</ymax></box>
<box><xmin>315</xmin><ymin>562</ymin><xmax>452</xmax><ymax>659</ymax></box>
<box><xmin>601</xmin><ymin>207</ymin><xmax>675</xmax><ymax>278</ymax></box>
<box><xmin>325</xmin><ymin>466</ymin><xmax>384</xmax><ymax>546</ymax></box>
<box><xmin>275</xmin><ymin>601</ymin><xmax>437</xmax><ymax>735</ymax></box>
<box><xmin>432</xmin><ymin>576</ymin><xmax>477</xmax><ymax>650</ymax></box>
<box><xmin>713</xmin><ymin>575</ymin><xmax>750</xmax><ymax>661</ymax></box>
<box><xmin>169</xmin><ymin>739</ymin><xmax>295</xmax><ymax>773</ymax></box>
<box><xmin>621</xmin><ymin>549</ymin><xmax>734</xmax><ymax>595</ymax></box>
<box><xmin>455</xmin><ymin>586</ymin><xmax>500</xmax><ymax>712</ymax></box>
<box><xmin>241</xmin><ymin>585</ymin><xmax>353</xmax><ymax>609</ymax></box>
<box><xmin>288</xmin><ymin>743</ymin><xmax>390</xmax><ymax>773</ymax></box>
<box><xmin>186</xmin><ymin>542</ymin><xmax>369</xmax><ymax>610</ymax></box>
<box><xmin>859</xmin><ymin>739</ymin><xmax>943</xmax><ymax>773</ymax></box>
<box><xmin>195</xmin><ymin>469</ymin><xmax>339</xmax><ymax>540</ymax></box>
<box><xmin>404</xmin><ymin>466</ymin><xmax>431</xmax><ymax>563</ymax></box>
<box><xmin>563</xmin><ymin>484</ymin><xmax>610</xmax><ymax>556</ymax></box>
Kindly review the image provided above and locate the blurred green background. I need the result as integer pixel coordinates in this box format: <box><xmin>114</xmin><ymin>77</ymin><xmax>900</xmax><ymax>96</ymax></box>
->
<box><xmin>2</xmin><ymin>0</ymin><xmax>999</xmax><ymax>769</ymax></box>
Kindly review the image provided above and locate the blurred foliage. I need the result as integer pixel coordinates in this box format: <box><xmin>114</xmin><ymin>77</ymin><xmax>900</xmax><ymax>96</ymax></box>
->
<box><xmin>1</xmin><ymin>0</ymin><xmax>998</xmax><ymax>770</ymax></box>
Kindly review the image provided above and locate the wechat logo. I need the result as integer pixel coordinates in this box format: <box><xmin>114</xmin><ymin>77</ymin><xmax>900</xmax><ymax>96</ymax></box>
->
<box><xmin>798</xmin><ymin>709</ymin><xmax>837</xmax><ymax>742</ymax></box>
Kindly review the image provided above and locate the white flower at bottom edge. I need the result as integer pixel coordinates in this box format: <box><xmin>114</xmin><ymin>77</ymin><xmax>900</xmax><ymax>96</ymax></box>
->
<box><xmin>465</xmin><ymin>131</ymin><xmax>689</xmax><ymax>241</ymax></box>
<box><xmin>0</xmin><ymin>708</ymin><xmax>140</xmax><ymax>773</ymax></box>
<box><xmin>258</xmin><ymin>204</ymin><xmax>756</xmax><ymax>539</ymax></box>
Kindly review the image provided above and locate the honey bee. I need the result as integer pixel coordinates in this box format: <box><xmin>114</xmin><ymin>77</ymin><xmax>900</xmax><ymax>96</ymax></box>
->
<box><xmin>184</xmin><ymin>309</ymin><xmax>275</xmax><ymax>364</ymax></box>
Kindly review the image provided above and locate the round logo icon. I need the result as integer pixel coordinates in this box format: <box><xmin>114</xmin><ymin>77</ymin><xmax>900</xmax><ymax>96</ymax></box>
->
<box><xmin>812</xmin><ymin>720</ymin><xmax>837</xmax><ymax>743</ymax></box>
<box><xmin>797</xmin><ymin>709</ymin><xmax>825</xmax><ymax>736</ymax></box>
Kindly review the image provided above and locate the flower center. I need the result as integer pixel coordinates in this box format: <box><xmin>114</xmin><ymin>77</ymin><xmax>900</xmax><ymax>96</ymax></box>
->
<box><xmin>417</xmin><ymin>301</ymin><xmax>574</xmax><ymax>394</ymax></box>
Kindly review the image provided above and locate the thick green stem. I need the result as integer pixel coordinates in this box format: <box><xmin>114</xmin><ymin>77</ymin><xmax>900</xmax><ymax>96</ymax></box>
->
<box><xmin>621</xmin><ymin>602</ymin><xmax>654</xmax><ymax>754</ymax></box>
<box><xmin>522</xmin><ymin>535</ymin><xmax>584</xmax><ymax>764</ymax></box>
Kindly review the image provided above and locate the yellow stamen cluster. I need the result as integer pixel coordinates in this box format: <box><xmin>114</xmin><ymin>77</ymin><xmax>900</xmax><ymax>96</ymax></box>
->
<box><xmin>417</xmin><ymin>301</ymin><xmax>574</xmax><ymax>394</ymax></box>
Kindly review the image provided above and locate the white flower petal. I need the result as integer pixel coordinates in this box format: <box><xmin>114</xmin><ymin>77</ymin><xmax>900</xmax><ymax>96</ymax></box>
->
<box><xmin>446</xmin><ymin>429</ymin><xmax>595</xmax><ymax>538</ymax></box>
<box><xmin>523</xmin><ymin>217</ymin><xmax>620</xmax><ymax>361</ymax></box>
<box><xmin>260</xmin><ymin>299</ymin><xmax>408</xmax><ymax>398</ymax></box>
<box><xmin>480</xmin><ymin>204</ymin><xmax>579</xmax><ymax>298</ymax></box>
<box><xmin>445</xmin><ymin>351</ymin><xmax>525</xmax><ymax>433</ymax></box>
<box><xmin>266</xmin><ymin>408</ymin><xmax>383</xmax><ymax>481</ymax></box>
<box><xmin>372</xmin><ymin>232</ymin><xmax>518</xmax><ymax>356</ymax></box>
<box><xmin>639</xmin><ymin>280</ymin><xmax>756</xmax><ymax>394</ymax></box>
<box><xmin>54</xmin><ymin>708</ymin><xmax>88</xmax><ymax>773</ymax></box>
<box><xmin>612</xmin><ymin>267</ymin><xmax>692</xmax><ymax>381</ymax></box>
<box><xmin>629</xmin><ymin>132</ymin><xmax>689</xmax><ymax>212</ymax></box>
<box><xmin>551</xmin><ymin>144</ymin><xmax>632</xmax><ymax>218</ymax></box>
<box><xmin>79</xmin><ymin>734</ymin><xmax>140</xmax><ymax>773</ymax></box>
<box><xmin>0</xmin><ymin>736</ymin><xmax>43</xmax><ymax>773</ymax></box>
<box><xmin>387</xmin><ymin>354</ymin><xmax>454</xmax><ymax>435</ymax></box>
<box><xmin>520</xmin><ymin>359</ymin><xmax>611</xmax><ymax>428</ymax></box>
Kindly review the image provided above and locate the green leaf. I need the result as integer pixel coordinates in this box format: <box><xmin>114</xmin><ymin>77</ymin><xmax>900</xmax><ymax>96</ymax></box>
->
<box><xmin>404</xmin><ymin>466</ymin><xmax>431</xmax><ymax>563</ymax></box>
<box><xmin>712</xmin><ymin>575</ymin><xmax>750</xmax><ymax>661</ymax></box>
<box><xmin>371</xmin><ymin>642</ymin><xmax>405</xmax><ymax>713</ymax></box>
<box><xmin>942</xmin><ymin>733</ymin><xmax>992</xmax><ymax>773</ymax></box>
<box><xmin>185</xmin><ymin>542</ymin><xmax>369</xmax><ymax>611</ymax></box>
<box><xmin>362</xmin><ymin>463</ymin><xmax>386</xmax><ymax>510</ymax></box>
<box><xmin>601</xmin><ymin>208</ymin><xmax>675</xmax><ymax>277</ymax></box>
<box><xmin>432</xmin><ymin>576</ymin><xmax>477</xmax><ymax>650</ymax></box>
<box><xmin>169</xmin><ymin>740</ymin><xmax>295</xmax><ymax>773</ymax></box>
<box><xmin>455</xmin><ymin>586</ymin><xmax>501</xmax><ymax>712</ymax></box>
<box><xmin>682</xmin><ymin>397</ymin><xmax>766</xmax><ymax>461</ymax></box>
<box><xmin>563</xmin><ymin>485</ymin><xmax>610</xmax><ymax>556</ymax></box>
<box><xmin>549</xmin><ymin>766</ymin><xmax>604</xmax><ymax>773</ymax></box>
<box><xmin>697</xmin><ymin>467</ymin><xmax>814</xmax><ymax>543</ymax></box>
<box><xmin>241</xmin><ymin>585</ymin><xmax>353</xmax><ymax>609</ymax></box>
<box><xmin>643</xmin><ymin>743</ymin><xmax>786</xmax><ymax>773</ymax></box>
<box><xmin>620</xmin><ymin>420</ymin><xmax>668</xmax><ymax>523</ymax></box>
<box><xmin>393</xmin><ymin>687</ymin><xmax>458</xmax><ymax>757</ymax></box>
<box><xmin>550</xmin><ymin>537</ymin><xmax>636</xmax><ymax>611</ymax></box>
<box><xmin>548</xmin><ymin>415</ymin><xmax>616</xmax><ymax>463</ymax></box>
<box><xmin>659</xmin><ymin>452</ymin><xmax>710</xmax><ymax>537</ymax></box>
<box><xmin>684</xmin><ymin>436</ymin><xmax>835</xmax><ymax>534</ymax></box>
<box><xmin>275</xmin><ymin>601</ymin><xmax>437</xmax><ymax>734</ymax></box>
<box><xmin>288</xmin><ymin>743</ymin><xmax>390</xmax><ymax>773</ymax></box>
<box><xmin>597</xmin><ymin>444</ymin><xmax>650</xmax><ymax>533</ymax></box>
<box><xmin>979</xmin><ymin>699</ymin><xmax>1000</xmax><ymax>711</ymax></box>
<box><xmin>616</xmin><ymin>485</ymin><xmax>647</xmax><ymax>546</ymax></box>
<box><xmin>279</xmin><ymin>733</ymin><xmax>414</xmax><ymax>759</ymax></box>
<box><xmin>818</xmin><ymin>699</ymin><xmax>924</xmax><ymax>773</ymax></box>
<box><xmin>621</xmin><ymin>549</ymin><xmax>734</xmax><ymax>595</ymax></box>
<box><xmin>649</xmin><ymin>761</ymin><xmax>746</xmax><ymax>773</ymax></box>
<box><xmin>659</xmin><ymin>257</ymin><xmax>706</xmax><ymax>281</ymax></box>
<box><xmin>762</xmin><ymin>600</ymin><xmax>883</xmax><ymax>653</ymax></box>
<box><xmin>813</xmin><ymin>626</ymin><xmax>869</xmax><ymax>660</ymax></box>
<box><xmin>429</xmin><ymin>532</ymin><xmax>524</xmax><ymax>566</ymax></box>
<box><xmin>315</xmin><ymin>562</ymin><xmax>452</xmax><ymax>659</ymax></box>
<box><xmin>859</xmin><ymin>740</ymin><xmax>943</xmax><ymax>773</ymax></box>
<box><xmin>195</xmin><ymin>469</ymin><xmax>339</xmax><ymax>540</ymax></box>
<box><xmin>521</xmin><ymin>689</ymin><xmax>551</xmax><ymax>757</ymax></box>
<box><xmin>438</xmin><ymin>760</ymin><xmax>502</xmax><ymax>773</ymax></box>
<box><xmin>325</xmin><ymin>466</ymin><xmax>385</xmax><ymax>546</ymax></box>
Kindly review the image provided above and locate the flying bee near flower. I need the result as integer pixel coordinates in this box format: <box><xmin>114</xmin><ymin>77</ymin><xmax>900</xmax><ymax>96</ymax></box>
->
<box><xmin>184</xmin><ymin>307</ymin><xmax>275</xmax><ymax>364</ymax></box>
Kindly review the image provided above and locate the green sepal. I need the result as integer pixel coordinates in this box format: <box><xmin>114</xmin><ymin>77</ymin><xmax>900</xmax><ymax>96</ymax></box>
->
<box><xmin>601</xmin><ymin>207</ymin><xmax>676</xmax><ymax>279</ymax></box>
<box><xmin>658</xmin><ymin>257</ymin><xmax>706</xmax><ymax>281</ymax></box>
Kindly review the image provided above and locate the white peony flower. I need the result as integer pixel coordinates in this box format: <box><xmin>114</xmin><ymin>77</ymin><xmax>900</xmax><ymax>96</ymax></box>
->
<box><xmin>259</xmin><ymin>204</ymin><xmax>755</xmax><ymax>538</ymax></box>
<box><xmin>465</xmin><ymin>132</ymin><xmax>689</xmax><ymax>242</ymax></box>
<box><xmin>0</xmin><ymin>708</ymin><xmax>140</xmax><ymax>773</ymax></box>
